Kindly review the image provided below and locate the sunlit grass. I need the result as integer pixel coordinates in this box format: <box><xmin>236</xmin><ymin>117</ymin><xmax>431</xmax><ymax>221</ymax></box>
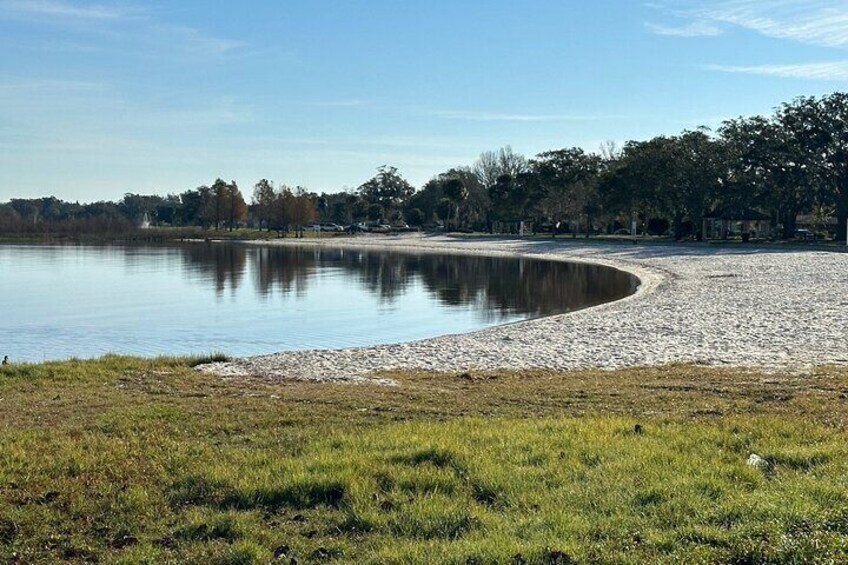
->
<box><xmin>1</xmin><ymin>357</ymin><xmax>848</xmax><ymax>563</ymax></box>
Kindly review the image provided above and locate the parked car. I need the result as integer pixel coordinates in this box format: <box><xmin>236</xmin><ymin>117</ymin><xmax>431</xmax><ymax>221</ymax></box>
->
<box><xmin>794</xmin><ymin>228</ymin><xmax>815</xmax><ymax>240</ymax></box>
<box><xmin>365</xmin><ymin>221</ymin><xmax>391</xmax><ymax>233</ymax></box>
<box><xmin>319</xmin><ymin>223</ymin><xmax>345</xmax><ymax>232</ymax></box>
<box><xmin>347</xmin><ymin>222</ymin><xmax>369</xmax><ymax>233</ymax></box>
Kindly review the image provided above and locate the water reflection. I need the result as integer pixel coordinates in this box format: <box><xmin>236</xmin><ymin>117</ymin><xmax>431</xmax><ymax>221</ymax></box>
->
<box><xmin>1</xmin><ymin>242</ymin><xmax>639</xmax><ymax>361</ymax></box>
<box><xmin>182</xmin><ymin>243</ymin><xmax>247</xmax><ymax>295</ymax></box>
<box><xmin>178</xmin><ymin>243</ymin><xmax>638</xmax><ymax>319</ymax></box>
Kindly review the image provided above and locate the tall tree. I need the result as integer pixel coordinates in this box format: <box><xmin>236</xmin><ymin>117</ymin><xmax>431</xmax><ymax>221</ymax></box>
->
<box><xmin>226</xmin><ymin>181</ymin><xmax>247</xmax><ymax>231</ymax></box>
<box><xmin>531</xmin><ymin>148</ymin><xmax>602</xmax><ymax>235</ymax></box>
<box><xmin>252</xmin><ymin>179</ymin><xmax>275</xmax><ymax>231</ymax></box>
<box><xmin>473</xmin><ymin>145</ymin><xmax>528</xmax><ymax>189</ymax></box>
<box><xmin>291</xmin><ymin>187</ymin><xmax>315</xmax><ymax>237</ymax></box>
<box><xmin>210</xmin><ymin>178</ymin><xmax>230</xmax><ymax>230</ymax></box>
<box><xmin>442</xmin><ymin>177</ymin><xmax>468</xmax><ymax>230</ymax></box>
<box><xmin>358</xmin><ymin>166</ymin><xmax>413</xmax><ymax>223</ymax></box>
<box><xmin>820</xmin><ymin>92</ymin><xmax>848</xmax><ymax>240</ymax></box>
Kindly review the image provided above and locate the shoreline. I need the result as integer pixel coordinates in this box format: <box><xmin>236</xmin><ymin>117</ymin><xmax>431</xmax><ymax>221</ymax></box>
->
<box><xmin>200</xmin><ymin>234</ymin><xmax>848</xmax><ymax>382</ymax></box>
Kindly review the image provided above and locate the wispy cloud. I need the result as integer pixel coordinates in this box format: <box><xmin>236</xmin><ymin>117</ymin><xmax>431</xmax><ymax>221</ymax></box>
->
<box><xmin>306</xmin><ymin>100</ymin><xmax>371</xmax><ymax>108</ymax></box>
<box><xmin>430</xmin><ymin>110</ymin><xmax>623</xmax><ymax>122</ymax></box>
<box><xmin>708</xmin><ymin>61</ymin><xmax>848</xmax><ymax>80</ymax></box>
<box><xmin>649</xmin><ymin>1</ymin><xmax>848</xmax><ymax>48</ymax></box>
<box><xmin>153</xmin><ymin>24</ymin><xmax>244</xmax><ymax>56</ymax></box>
<box><xmin>0</xmin><ymin>79</ymin><xmax>104</xmax><ymax>92</ymax></box>
<box><xmin>698</xmin><ymin>0</ymin><xmax>848</xmax><ymax>49</ymax></box>
<box><xmin>649</xmin><ymin>1</ymin><xmax>848</xmax><ymax>82</ymax></box>
<box><xmin>645</xmin><ymin>20</ymin><xmax>722</xmax><ymax>37</ymax></box>
<box><xmin>0</xmin><ymin>0</ymin><xmax>140</xmax><ymax>21</ymax></box>
<box><xmin>0</xmin><ymin>0</ymin><xmax>244</xmax><ymax>57</ymax></box>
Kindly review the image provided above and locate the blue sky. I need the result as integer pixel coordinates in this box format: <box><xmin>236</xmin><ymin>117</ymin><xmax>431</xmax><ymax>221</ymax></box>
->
<box><xmin>1</xmin><ymin>0</ymin><xmax>847</xmax><ymax>201</ymax></box>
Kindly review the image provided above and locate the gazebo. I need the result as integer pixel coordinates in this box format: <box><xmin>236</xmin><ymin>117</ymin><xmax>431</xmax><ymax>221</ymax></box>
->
<box><xmin>702</xmin><ymin>208</ymin><xmax>771</xmax><ymax>240</ymax></box>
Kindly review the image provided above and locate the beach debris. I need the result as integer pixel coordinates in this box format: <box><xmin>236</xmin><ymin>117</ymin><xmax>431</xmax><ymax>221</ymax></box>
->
<box><xmin>746</xmin><ymin>453</ymin><xmax>770</xmax><ymax>470</ymax></box>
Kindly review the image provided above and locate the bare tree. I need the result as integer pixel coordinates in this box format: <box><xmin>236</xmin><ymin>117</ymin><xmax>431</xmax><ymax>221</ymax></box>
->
<box><xmin>473</xmin><ymin>145</ymin><xmax>528</xmax><ymax>188</ymax></box>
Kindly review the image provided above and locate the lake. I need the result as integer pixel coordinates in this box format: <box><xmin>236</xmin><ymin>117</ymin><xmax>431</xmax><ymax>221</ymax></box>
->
<box><xmin>0</xmin><ymin>242</ymin><xmax>638</xmax><ymax>362</ymax></box>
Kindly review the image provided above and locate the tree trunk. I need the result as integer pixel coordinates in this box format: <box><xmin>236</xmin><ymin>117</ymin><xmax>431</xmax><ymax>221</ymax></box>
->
<box><xmin>837</xmin><ymin>200</ymin><xmax>848</xmax><ymax>242</ymax></box>
<box><xmin>781</xmin><ymin>208</ymin><xmax>797</xmax><ymax>240</ymax></box>
<box><xmin>673</xmin><ymin>214</ymin><xmax>683</xmax><ymax>241</ymax></box>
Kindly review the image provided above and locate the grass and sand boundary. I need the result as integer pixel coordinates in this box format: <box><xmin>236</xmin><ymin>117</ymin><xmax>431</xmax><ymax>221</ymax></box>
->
<box><xmin>3</xmin><ymin>235</ymin><xmax>848</xmax><ymax>563</ymax></box>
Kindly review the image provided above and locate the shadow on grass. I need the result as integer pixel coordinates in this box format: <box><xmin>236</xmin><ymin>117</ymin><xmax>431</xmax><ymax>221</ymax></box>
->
<box><xmin>169</xmin><ymin>475</ymin><xmax>346</xmax><ymax>511</ymax></box>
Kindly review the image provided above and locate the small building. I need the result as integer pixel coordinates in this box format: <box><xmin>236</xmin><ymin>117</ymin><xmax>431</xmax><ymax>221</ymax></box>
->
<box><xmin>702</xmin><ymin>209</ymin><xmax>771</xmax><ymax>240</ymax></box>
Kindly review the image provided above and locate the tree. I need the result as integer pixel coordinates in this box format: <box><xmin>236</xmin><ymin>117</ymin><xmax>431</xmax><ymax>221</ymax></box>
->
<box><xmin>819</xmin><ymin>92</ymin><xmax>848</xmax><ymax>240</ymax></box>
<box><xmin>210</xmin><ymin>178</ymin><xmax>229</xmax><ymax>230</ymax></box>
<box><xmin>473</xmin><ymin>145</ymin><xmax>528</xmax><ymax>189</ymax></box>
<box><xmin>154</xmin><ymin>194</ymin><xmax>181</xmax><ymax>226</ymax></box>
<box><xmin>406</xmin><ymin>207</ymin><xmax>425</xmax><ymax>227</ymax></box>
<box><xmin>119</xmin><ymin>193</ymin><xmax>162</xmax><ymax>226</ymax></box>
<box><xmin>179</xmin><ymin>187</ymin><xmax>208</xmax><ymax>227</ymax></box>
<box><xmin>291</xmin><ymin>187</ymin><xmax>315</xmax><ymax>237</ymax></box>
<box><xmin>530</xmin><ymin>148</ymin><xmax>602</xmax><ymax>236</ymax></box>
<box><xmin>777</xmin><ymin>93</ymin><xmax>848</xmax><ymax>240</ymax></box>
<box><xmin>407</xmin><ymin>168</ymin><xmax>485</xmax><ymax>228</ymax></box>
<box><xmin>315</xmin><ymin>195</ymin><xmax>329</xmax><ymax>221</ymax></box>
<box><xmin>487</xmin><ymin>174</ymin><xmax>530</xmax><ymax>225</ymax></box>
<box><xmin>226</xmin><ymin>181</ymin><xmax>247</xmax><ymax>231</ymax></box>
<box><xmin>270</xmin><ymin>186</ymin><xmax>294</xmax><ymax>235</ymax></box>
<box><xmin>358</xmin><ymin>166</ymin><xmax>413</xmax><ymax>223</ymax></box>
<box><xmin>442</xmin><ymin>177</ymin><xmax>468</xmax><ymax>230</ymax></box>
<box><xmin>367</xmin><ymin>203</ymin><xmax>384</xmax><ymax>222</ymax></box>
<box><xmin>252</xmin><ymin>179</ymin><xmax>275</xmax><ymax>231</ymax></box>
<box><xmin>720</xmin><ymin>116</ymin><xmax>809</xmax><ymax>239</ymax></box>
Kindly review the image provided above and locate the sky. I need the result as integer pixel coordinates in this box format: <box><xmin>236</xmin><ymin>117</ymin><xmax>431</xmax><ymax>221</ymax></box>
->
<box><xmin>1</xmin><ymin>0</ymin><xmax>847</xmax><ymax>202</ymax></box>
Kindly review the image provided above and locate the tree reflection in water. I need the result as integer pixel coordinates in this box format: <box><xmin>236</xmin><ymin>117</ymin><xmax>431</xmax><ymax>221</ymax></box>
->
<box><xmin>178</xmin><ymin>243</ymin><xmax>638</xmax><ymax>319</ymax></box>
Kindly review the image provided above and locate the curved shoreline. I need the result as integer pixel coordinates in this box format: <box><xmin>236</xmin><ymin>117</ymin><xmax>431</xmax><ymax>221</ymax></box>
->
<box><xmin>200</xmin><ymin>234</ymin><xmax>848</xmax><ymax>382</ymax></box>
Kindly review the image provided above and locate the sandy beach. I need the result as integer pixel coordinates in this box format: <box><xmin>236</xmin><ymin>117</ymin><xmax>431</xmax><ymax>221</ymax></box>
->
<box><xmin>200</xmin><ymin>234</ymin><xmax>848</xmax><ymax>382</ymax></box>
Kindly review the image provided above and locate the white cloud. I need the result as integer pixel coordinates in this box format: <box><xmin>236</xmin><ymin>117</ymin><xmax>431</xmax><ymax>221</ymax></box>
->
<box><xmin>0</xmin><ymin>0</ymin><xmax>244</xmax><ymax>57</ymax></box>
<box><xmin>645</xmin><ymin>20</ymin><xmax>723</xmax><ymax>37</ymax></box>
<box><xmin>0</xmin><ymin>0</ymin><xmax>139</xmax><ymax>21</ymax></box>
<box><xmin>698</xmin><ymin>0</ymin><xmax>848</xmax><ymax>48</ymax></box>
<box><xmin>708</xmin><ymin>61</ymin><xmax>848</xmax><ymax>80</ymax></box>
<box><xmin>652</xmin><ymin>1</ymin><xmax>848</xmax><ymax>48</ymax></box>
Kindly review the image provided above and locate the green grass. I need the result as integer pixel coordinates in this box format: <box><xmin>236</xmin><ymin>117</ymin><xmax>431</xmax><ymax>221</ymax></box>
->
<box><xmin>2</xmin><ymin>356</ymin><xmax>848</xmax><ymax>563</ymax></box>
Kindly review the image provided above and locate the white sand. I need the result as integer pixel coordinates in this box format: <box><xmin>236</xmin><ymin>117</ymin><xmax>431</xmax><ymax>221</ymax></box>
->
<box><xmin>199</xmin><ymin>234</ymin><xmax>848</xmax><ymax>382</ymax></box>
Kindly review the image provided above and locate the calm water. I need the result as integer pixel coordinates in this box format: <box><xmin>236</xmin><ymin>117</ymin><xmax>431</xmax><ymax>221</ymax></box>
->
<box><xmin>0</xmin><ymin>243</ymin><xmax>638</xmax><ymax>362</ymax></box>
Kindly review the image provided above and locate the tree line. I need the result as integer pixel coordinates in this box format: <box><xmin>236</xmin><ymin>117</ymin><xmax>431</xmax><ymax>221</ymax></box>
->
<box><xmin>2</xmin><ymin>91</ymin><xmax>847</xmax><ymax>240</ymax></box>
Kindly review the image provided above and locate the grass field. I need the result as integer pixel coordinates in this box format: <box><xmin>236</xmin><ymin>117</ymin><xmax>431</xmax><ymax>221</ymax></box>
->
<box><xmin>2</xmin><ymin>357</ymin><xmax>848</xmax><ymax>563</ymax></box>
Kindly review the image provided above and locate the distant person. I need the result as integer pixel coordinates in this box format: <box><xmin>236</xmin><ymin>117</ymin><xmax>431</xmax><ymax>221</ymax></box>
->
<box><xmin>1</xmin><ymin>355</ymin><xmax>8</xmax><ymax>366</ymax></box>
